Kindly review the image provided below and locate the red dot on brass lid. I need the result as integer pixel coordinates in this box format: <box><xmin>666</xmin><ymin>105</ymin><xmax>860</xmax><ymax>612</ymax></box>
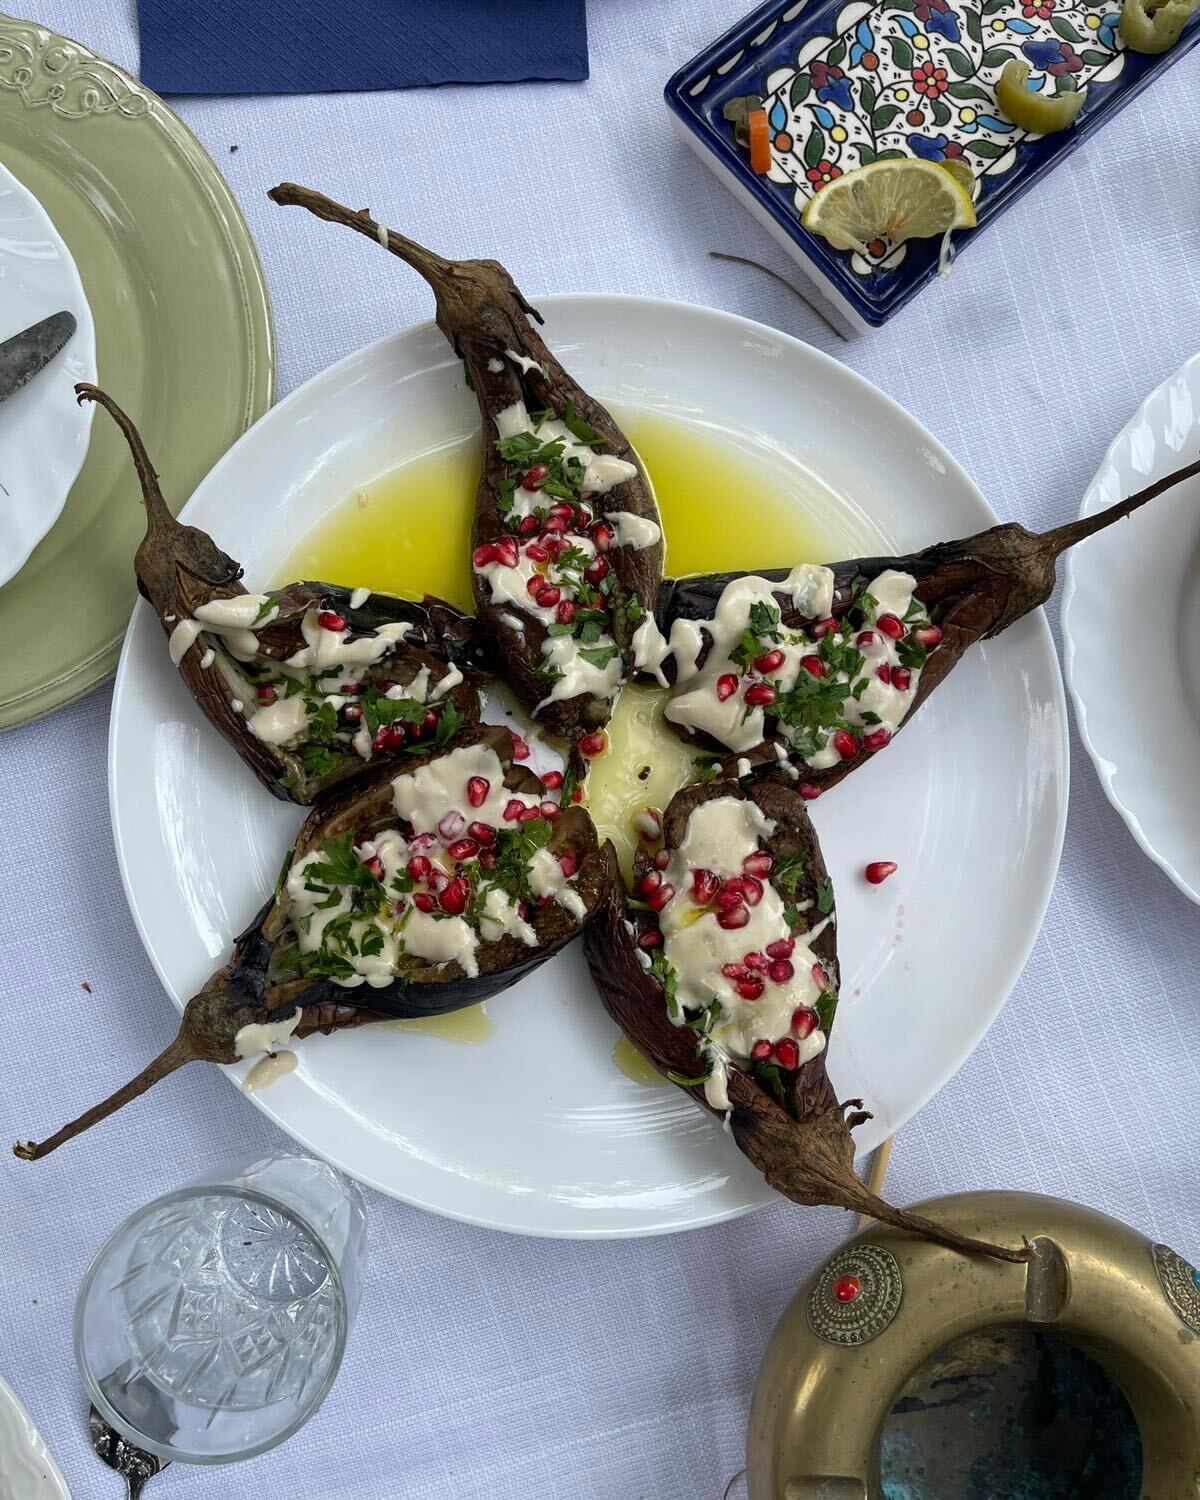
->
<box><xmin>833</xmin><ymin>1274</ymin><xmax>861</xmax><ymax>1303</ymax></box>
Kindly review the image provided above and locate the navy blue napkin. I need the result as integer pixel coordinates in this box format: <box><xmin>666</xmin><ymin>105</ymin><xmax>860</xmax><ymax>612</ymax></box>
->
<box><xmin>137</xmin><ymin>0</ymin><xmax>588</xmax><ymax>96</ymax></box>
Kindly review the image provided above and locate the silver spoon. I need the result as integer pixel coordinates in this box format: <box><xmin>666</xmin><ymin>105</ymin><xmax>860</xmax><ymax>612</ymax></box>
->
<box><xmin>89</xmin><ymin>1407</ymin><xmax>169</xmax><ymax>1499</ymax></box>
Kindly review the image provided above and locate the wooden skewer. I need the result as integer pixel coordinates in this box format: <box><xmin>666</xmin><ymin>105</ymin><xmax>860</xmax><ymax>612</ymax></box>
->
<box><xmin>857</xmin><ymin>1136</ymin><xmax>895</xmax><ymax>1230</ymax></box>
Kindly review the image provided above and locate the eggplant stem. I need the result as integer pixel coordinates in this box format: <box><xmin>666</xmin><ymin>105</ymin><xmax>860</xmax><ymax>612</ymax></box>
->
<box><xmin>1039</xmin><ymin>454</ymin><xmax>1200</xmax><ymax>557</ymax></box>
<box><xmin>846</xmin><ymin>1182</ymin><xmax>1034</xmax><ymax>1263</ymax></box>
<box><xmin>13</xmin><ymin>1032</ymin><xmax>199</xmax><ymax>1162</ymax></box>
<box><xmin>75</xmin><ymin>383</ymin><xmax>174</xmax><ymax>535</ymax></box>
<box><xmin>268</xmin><ymin>182</ymin><xmax>451</xmax><ymax>288</ymax></box>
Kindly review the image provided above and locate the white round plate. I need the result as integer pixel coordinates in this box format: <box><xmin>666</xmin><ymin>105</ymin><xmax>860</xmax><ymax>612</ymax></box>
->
<box><xmin>1064</xmin><ymin>354</ymin><xmax>1200</xmax><ymax>904</ymax></box>
<box><xmin>0</xmin><ymin>1375</ymin><xmax>70</xmax><ymax>1500</ymax></box>
<box><xmin>0</xmin><ymin>161</ymin><xmax>96</xmax><ymax>588</ymax></box>
<box><xmin>110</xmin><ymin>297</ymin><xmax>1068</xmax><ymax>1237</ymax></box>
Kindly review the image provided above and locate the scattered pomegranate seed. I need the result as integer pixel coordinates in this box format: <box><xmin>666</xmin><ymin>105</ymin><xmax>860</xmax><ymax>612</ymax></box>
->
<box><xmin>518</xmin><ymin>514</ymin><xmax>540</xmax><ymax>537</ymax></box>
<box><xmin>633</xmin><ymin>807</ymin><xmax>662</xmax><ymax>842</ymax></box>
<box><xmin>317</xmin><ymin>610</ymin><xmax>347</xmax><ymax>632</ymax></box>
<box><xmin>579</xmin><ymin>730</ymin><xmax>607</xmax><ymax>758</ymax></box>
<box><xmin>810</xmin><ymin>617</ymin><xmax>837</xmax><ymax>639</ymax></box>
<box><xmin>372</xmin><ymin>726</ymin><xmax>392</xmax><ymax>754</ymax></box>
<box><xmin>542</xmin><ymin>770</ymin><xmax>564</xmax><ymax>791</ymax></box>
<box><xmin>637</xmin><ymin>928</ymin><xmax>662</xmax><ymax>951</ymax></box>
<box><xmin>744</xmin><ymin>682</ymin><xmax>776</xmax><ymax>708</ymax></box>
<box><xmin>393</xmin><ymin>898</ymin><xmax>408</xmax><ymax>915</ymax></box>
<box><xmin>635</xmin><ymin>869</ymin><xmax>662</xmax><ymax>898</ymax></box>
<box><xmin>413</xmin><ymin>892</ymin><xmax>437</xmax><ymax>914</ymax></box>
<box><xmin>526</xmin><ymin>575</ymin><xmax>545</xmax><ymax>599</ymax></box>
<box><xmin>543</xmin><ymin>514</ymin><xmax>568</xmax><ymax>533</ymax></box>
<box><xmin>429</xmin><ymin>870</ymin><xmax>450</xmax><ymax>894</ymax></box>
<box><xmin>722</xmin><ymin>962</ymin><xmax>750</xmax><ymax>981</ymax></box>
<box><xmin>652</xmin><ymin>849</ymin><xmax>671</xmax><ymax>870</ymax></box>
<box><xmin>742</xmin><ymin>850</ymin><xmax>774</xmax><ymax>878</ymax></box>
<box><xmin>571</xmin><ymin>786</ymin><xmax>584</xmax><ymax>804</ymax></box>
<box><xmin>494</xmin><ymin>537</ymin><xmax>519</xmax><ymax>568</ymax></box>
<box><xmin>421</xmin><ymin>710</ymin><xmax>439</xmax><ymax>736</ymax></box>
<box><xmin>768</xmin><ymin>959</ymin><xmax>795</xmax><ymax>984</ymax></box>
<box><xmin>863</xmin><ymin>728</ymin><xmax>892</xmax><ymax>752</ymax></box>
<box><xmin>744</xmin><ymin>951</ymin><xmax>768</xmax><ymax>972</ymax></box>
<box><xmin>715</xmin><ymin>879</ymin><xmax>745</xmax><ymax>910</ymax></box>
<box><xmin>363</xmin><ymin>855</ymin><xmax>385</xmax><ymax>880</ymax></box>
<box><xmin>555</xmin><ymin>600</ymin><xmax>577</xmax><ymax>625</ymax></box>
<box><xmin>811</xmin><ymin>962</ymin><xmax>829</xmax><ymax>988</ymax></box>
<box><xmin>865</xmin><ymin>860</ymin><xmax>897</xmax><ymax>885</ymax></box>
<box><xmin>856</xmin><ymin>630</ymin><xmax>878</xmax><ymax>652</ymax></box>
<box><xmin>540</xmin><ymin>800</ymin><xmax>561</xmax><ymax>820</ymax></box>
<box><xmin>525</xmin><ymin>542</ymin><xmax>550</xmax><ymax>563</ymax></box>
<box><xmin>538</xmin><ymin>584</ymin><xmax>562</xmax><ymax>608</ymax></box>
<box><xmin>832</xmin><ymin>730</ymin><xmax>859</xmax><ymax>760</ymax></box>
<box><xmin>438</xmin><ymin>810</ymin><xmax>465</xmax><ymax>840</ymax></box>
<box><xmin>341</xmin><ymin>681</ymin><xmax>363</xmax><ymax>695</ymax></box>
<box><xmin>548</xmin><ymin>501</ymin><xmax>574</xmax><ymax>520</ymax></box>
<box><xmin>341</xmin><ymin>703</ymin><xmax>363</xmax><ymax>724</ymax></box>
<box><xmin>409</xmin><ymin>832</ymin><xmax>436</xmax><ymax>852</ymax></box>
<box><xmin>510</xmin><ymin>731</ymin><xmax>531</xmax><ymax>760</ymax></box>
<box><xmin>740</xmin><ymin>875</ymin><xmax>764</xmax><ymax>906</ymax></box>
<box><xmin>767</xmin><ymin>937</ymin><xmax>796</xmax><ymax>961</ymax></box>
<box><xmin>518</xmin><ymin>804</ymin><xmax>543</xmax><ymax>822</ymax></box>
<box><xmin>256</xmin><ymin>683</ymin><xmax>278</xmax><ymax>705</ymax></box>
<box><xmin>647</xmin><ymin>882</ymin><xmax>675</xmax><ymax>912</ymax></box>
<box><xmin>891</xmin><ymin>666</ymin><xmax>912</xmax><ymax>692</ymax></box>
<box><xmin>716</xmin><ymin>904</ymin><xmax>750</xmax><ymax>930</ymax></box>
<box><xmin>875</xmin><ymin>663</ymin><xmax>892</xmax><ymax>685</ymax></box>
<box><xmin>877</xmin><ymin>613</ymin><xmax>904</xmax><ymax>640</ymax></box>
<box><xmin>467</xmin><ymin>776</ymin><xmax>490</xmax><ymax>808</ymax></box>
<box><xmin>691</xmin><ymin>868</ymin><xmax>721</xmax><ymax>905</ymax></box>
<box><xmin>407</xmin><ymin>855</ymin><xmax>432</xmax><ymax>882</ymax></box>
<box><xmin>447</xmin><ymin>837</ymin><xmax>479</xmax><ymax>862</ymax></box>
<box><xmin>503</xmin><ymin>799</ymin><xmax>526</xmax><ymax>822</ymax></box>
<box><xmin>833</xmin><ymin>1274</ymin><xmax>861</xmax><ymax>1303</ymax></box>
<box><xmin>584</xmin><ymin>556</ymin><xmax>610</xmax><ymax>586</ymax></box>
<box><xmin>386</xmin><ymin>723</ymin><xmax>408</xmax><ymax>750</ymax></box>
<box><xmin>913</xmin><ymin>623</ymin><xmax>943</xmax><ymax>648</ymax></box>
<box><xmin>468</xmin><ymin>821</ymin><xmax>496</xmax><ymax>845</ymax></box>
<box><xmin>477</xmin><ymin>847</ymin><xmax>497</xmax><ymax>869</ymax></box>
<box><xmin>754</xmin><ymin>648</ymin><xmax>785</xmax><ymax>673</ymax></box>
<box><xmin>559</xmin><ymin>851</ymin><xmax>579</xmax><ymax>878</ymax></box>
<box><xmin>716</xmin><ymin>674</ymin><xmax>739</xmax><ymax>702</ymax></box>
<box><xmin>773</xmin><ymin>1038</ymin><xmax>801</xmax><ymax>1070</ymax></box>
<box><xmin>792</xmin><ymin>1008</ymin><xmax>818</xmax><ymax>1038</ymax></box>
<box><xmin>750</xmin><ymin>1039</ymin><xmax>774</xmax><ymax>1062</ymax></box>
<box><xmin>522</xmin><ymin>463</ymin><xmax>549</xmax><ymax>490</ymax></box>
<box><xmin>797</xmin><ymin>783</ymin><xmax>821</xmax><ymax>801</ymax></box>
<box><xmin>439</xmin><ymin>877</ymin><xmax>471</xmax><ymax>915</ymax></box>
<box><xmin>736</xmin><ymin>977</ymin><xmax>765</xmax><ymax>1001</ymax></box>
<box><xmin>590</xmin><ymin>520</ymin><xmax>614</xmax><ymax>552</ymax></box>
<box><xmin>799</xmin><ymin>655</ymin><xmax>826</xmax><ymax>678</ymax></box>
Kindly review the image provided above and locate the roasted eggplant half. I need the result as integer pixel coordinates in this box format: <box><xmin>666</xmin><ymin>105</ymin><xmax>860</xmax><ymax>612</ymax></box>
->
<box><xmin>78</xmin><ymin>383</ymin><xmax>488</xmax><ymax>803</ymax></box>
<box><xmin>643</xmin><ymin>460</ymin><xmax>1200</xmax><ymax>785</ymax></box>
<box><xmin>585</xmin><ymin>775</ymin><xmax>1031</xmax><ymax>1261</ymax></box>
<box><xmin>16</xmin><ymin>727</ymin><xmax>610</xmax><ymax>1161</ymax></box>
<box><xmin>267</xmin><ymin>183</ymin><xmax>664</xmax><ymax>746</ymax></box>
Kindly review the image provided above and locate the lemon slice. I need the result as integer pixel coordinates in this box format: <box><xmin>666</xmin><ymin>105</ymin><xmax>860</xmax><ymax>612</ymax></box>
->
<box><xmin>995</xmin><ymin>60</ymin><xmax>1085</xmax><ymax>133</ymax></box>
<box><xmin>801</xmin><ymin>159</ymin><xmax>977</xmax><ymax>255</ymax></box>
<box><xmin>938</xmin><ymin>158</ymin><xmax>976</xmax><ymax>197</ymax></box>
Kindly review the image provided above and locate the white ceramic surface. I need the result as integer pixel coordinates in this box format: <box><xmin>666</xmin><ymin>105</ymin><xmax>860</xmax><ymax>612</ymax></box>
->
<box><xmin>0</xmin><ymin>160</ymin><xmax>95</xmax><ymax>588</ymax></box>
<box><xmin>108</xmin><ymin>296</ymin><xmax>1068</xmax><ymax>1237</ymax></box>
<box><xmin>0</xmin><ymin>1375</ymin><xmax>70</xmax><ymax>1500</ymax></box>
<box><xmin>1064</xmin><ymin>353</ymin><xmax>1200</xmax><ymax>905</ymax></box>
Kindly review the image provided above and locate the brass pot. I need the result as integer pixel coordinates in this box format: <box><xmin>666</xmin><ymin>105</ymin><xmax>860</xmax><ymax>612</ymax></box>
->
<box><xmin>747</xmin><ymin>1191</ymin><xmax>1200</xmax><ymax>1500</ymax></box>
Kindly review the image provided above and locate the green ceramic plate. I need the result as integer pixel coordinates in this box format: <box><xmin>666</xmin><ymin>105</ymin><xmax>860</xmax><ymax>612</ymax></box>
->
<box><xmin>0</xmin><ymin>12</ymin><xmax>275</xmax><ymax>728</ymax></box>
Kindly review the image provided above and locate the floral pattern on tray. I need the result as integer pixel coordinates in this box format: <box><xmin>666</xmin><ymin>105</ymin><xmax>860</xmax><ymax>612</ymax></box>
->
<box><xmin>762</xmin><ymin>0</ymin><xmax>1126</xmax><ymax>272</ymax></box>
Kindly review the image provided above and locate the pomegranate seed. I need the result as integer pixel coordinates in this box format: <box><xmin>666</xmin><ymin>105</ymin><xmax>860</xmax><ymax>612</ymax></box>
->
<box><xmin>717</xmin><ymin>904</ymin><xmax>750</xmax><ymax>930</ymax></box>
<box><xmin>421</xmin><ymin>710</ymin><xmax>439</xmax><ymax>736</ymax></box>
<box><xmin>584</xmin><ymin>556</ymin><xmax>610</xmax><ymax>586</ymax></box>
<box><xmin>494</xmin><ymin>537</ymin><xmax>519</xmax><ymax>568</ymax></box>
<box><xmin>447</xmin><ymin>837</ymin><xmax>479</xmax><ymax>862</ymax></box>
<box><xmin>865</xmin><ymin>860</ymin><xmax>897</xmax><ymax>885</ymax></box>
<box><xmin>525</xmin><ymin>542</ymin><xmax>550</xmax><ymax>563</ymax></box>
<box><xmin>538</xmin><ymin>584</ymin><xmax>562</xmax><ymax>608</ymax></box>
<box><xmin>863</xmin><ymin>728</ymin><xmax>892</xmax><ymax>752</ymax></box>
<box><xmin>773</xmin><ymin>1038</ymin><xmax>801</xmax><ymax>1070</ymax></box>
<box><xmin>799</xmin><ymin>655</ymin><xmax>826</xmax><ymax>678</ymax></box>
<box><xmin>635</xmin><ymin>869</ymin><xmax>662</xmax><ymax>898</ymax></box>
<box><xmin>810</xmin><ymin>617</ymin><xmax>837</xmax><ymax>639</ymax></box>
<box><xmin>742</xmin><ymin>850</ymin><xmax>774</xmax><ymax>878</ymax></box>
<box><xmin>722</xmin><ymin>962</ymin><xmax>750</xmax><ymax>981</ymax></box>
<box><xmin>429</xmin><ymin>869</ymin><xmax>450</xmax><ymax>895</ymax></box>
<box><xmin>548</xmin><ymin>501</ymin><xmax>574</xmax><ymax>520</ymax></box>
<box><xmin>363</xmin><ymin>855</ymin><xmax>385</xmax><ymax>880</ymax></box>
<box><xmin>477</xmin><ymin>847</ymin><xmax>497</xmax><ymax>869</ymax></box>
<box><xmin>589</xmin><ymin>520</ymin><xmax>613</xmax><ymax>553</ymax></box>
<box><xmin>317</xmin><ymin>610</ymin><xmax>346</xmax><ymax>632</ymax></box>
<box><xmin>768</xmin><ymin>959</ymin><xmax>795</xmax><ymax>984</ymax></box>
<box><xmin>833</xmin><ymin>1274</ymin><xmax>861</xmax><ymax>1303</ymax></box>
<box><xmin>811</xmin><ymin>963</ymin><xmax>829</xmax><ymax>989</ymax></box>
<box><xmin>526</xmin><ymin>575</ymin><xmax>545</xmax><ymax>599</ymax></box>
<box><xmin>577</xmin><ymin>507</ymin><xmax>593</xmax><ymax>528</ymax></box>
<box><xmin>540</xmin><ymin>801</ymin><xmax>561</xmax><ymax>820</ymax></box>
<box><xmin>832</xmin><ymin>730</ymin><xmax>859</xmax><ymax>760</ymax></box>
<box><xmin>754</xmin><ymin>648</ymin><xmax>785</xmax><ymax>673</ymax></box>
<box><xmin>439</xmin><ymin>877</ymin><xmax>471</xmax><ymax>915</ymax></box>
<box><xmin>407</xmin><ymin>855</ymin><xmax>432</xmax><ymax>882</ymax></box>
<box><xmin>744</xmin><ymin>951</ymin><xmax>768</xmax><ymax>972</ymax></box>
<box><xmin>467</xmin><ymin>776</ymin><xmax>490</xmax><ymax>808</ymax></box>
<box><xmin>372</xmin><ymin>726</ymin><xmax>392</xmax><ymax>754</ymax></box>
<box><xmin>797</xmin><ymin>783</ymin><xmax>821</xmax><ymax>801</ymax></box>
<box><xmin>341</xmin><ymin>681</ymin><xmax>363</xmax><ymax>695</ymax></box>
<box><xmin>875</xmin><ymin>663</ymin><xmax>892</xmax><ymax>685</ymax></box>
<box><xmin>393</xmin><ymin>897</ymin><xmax>408</xmax><ymax>915</ymax></box>
<box><xmin>579</xmin><ymin>730</ymin><xmax>607</xmax><ymax>758</ymax></box>
<box><xmin>389</xmin><ymin>723</ymin><xmax>410</xmax><ymax>750</ymax></box>
<box><xmin>559</xmin><ymin>851</ymin><xmax>580</xmax><ymax>878</ymax></box>
<box><xmin>537</xmin><ymin>771</ymin><xmax>562</xmax><ymax>792</ymax></box>
<box><xmin>256</xmin><ymin>683</ymin><xmax>278</xmax><ymax>705</ymax></box>
<box><xmin>740</xmin><ymin>875</ymin><xmax>764</xmax><ymax>907</ymax></box>
<box><xmin>522</xmin><ymin>463</ymin><xmax>549</xmax><ymax>490</ymax></box>
<box><xmin>438</xmin><ymin>810</ymin><xmax>465</xmax><ymax>840</ymax></box>
<box><xmin>877</xmin><ymin>613</ymin><xmax>904</xmax><ymax>640</ymax></box>
<box><xmin>691</xmin><ymin>868</ymin><xmax>721</xmax><ymax>905</ymax></box>
<box><xmin>518</xmin><ymin>804</ymin><xmax>543</xmax><ymax>822</ymax></box>
<box><xmin>468</xmin><ymin>821</ymin><xmax>496</xmax><ymax>845</ymax></box>
<box><xmin>510</xmin><ymin>732</ymin><xmax>531</xmax><ymax>761</ymax></box>
<box><xmin>751</xmin><ymin>1039</ymin><xmax>774</xmax><ymax>1062</ymax></box>
<box><xmin>543</xmin><ymin>514</ymin><xmax>568</xmax><ymax>534</ymax></box>
<box><xmin>409</xmin><ymin>832</ymin><xmax>436</xmax><ymax>852</ymax></box>
<box><xmin>914</xmin><ymin>624</ymin><xmax>943</xmax><ymax>648</ymax></box>
<box><xmin>791</xmin><ymin>1008</ymin><xmax>818</xmax><ymax>1039</ymax></box>
<box><xmin>736</xmin><ymin>977</ymin><xmax>765</xmax><ymax>1001</ymax></box>
<box><xmin>767</xmin><ymin>937</ymin><xmax>795</xmax><ymax>960</ymax></box>
<box><xmin>555</xmin><ymin>600</ymin><xmax>577</xmax><ymax>625</ymax></box>
<box><xmin>571</xmin><ymin>786</ymin><xmax>584</xmax><ymax>804</ymax></box>
<box><xmin>856</xmin><ymin>630</ymin><xmax>878</xmax><ymax>652</ymax></box>
<box><xmin>744</xmin><ymin>682</ymin><xmax>776</xmax><ymax>708</ymax></box>
<box><xmin>341</xmin><ymin>703</ymin><xmax>363</xmax><ymax>724</ymax></box>
<box><xmin>637</xmin><ymin>929</ymin><xmax>662</xmax><ymax>951</ymax></box>
<box><xmin>518</xmin><ymin>514</ymin><xmax>540</xmax><ymax>537</ymax></box>
<box><xmin>716</xmin><ymin>674</ymin><xmax>739</xmax><ymax>702</ymax></box>
<box><xmin>633</xmin><ymin>807</ymin><xmax>662</xmax><ymax>842</ymax></box>
<box><xmin>715</xmin><ymin>879</ymin><xmax>745</xmax><ymax>910</ymax></box>
<box><xmin>653</xmin><ymin>849</ymin><xmax>671</xmax><ymax>870</ymax></box>
<box><xmin>503</xmin><ymin>799</ymin><xmax>526</xmax><ymax>822</ymax></box>
<box><xmin>891</xmin><ymin>666</ymin><xmax>912</xmax><ymax>692</ymax></box>
<box><xmin>647</xmin><ymin>882</ymin><xmax>675</xmax><ymax>912</ymax></box>
<box><xmin>413</xmin><ymin>892</ymin><xmax>437</xmax><ymax>913</ymax></box>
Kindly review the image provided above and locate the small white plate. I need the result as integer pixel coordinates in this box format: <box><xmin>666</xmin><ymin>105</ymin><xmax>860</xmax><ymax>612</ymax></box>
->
<box><xmin>0</xmin><ymin>1375</ymin><xmax>70</xmax><ymax>1500</ymax></box>
<box><xmin>0</xmin><ymin>160</ymin><xmax>96</xmax><ymax>588</ymax></box>
<box><xmin>1064</xmin><ymin>354</ymin><xmax>1200</xmax><ymax>904</ymax></box>
<box><xmin>109</xmin><ymin>296</ymin><xmax>1068</xmax><ymax>1237</ymax></box>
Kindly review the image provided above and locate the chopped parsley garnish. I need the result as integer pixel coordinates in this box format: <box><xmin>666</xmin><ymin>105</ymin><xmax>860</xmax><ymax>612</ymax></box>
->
<box><xmin>432</xmin><ymin>700</ymin><xmax>466</xmax><ymax>747</ymax></box>
<box><xmin>896</xmin><ymin>636</ymin><xmax>928</xmax><ymax>670</ymax></box>
<box><xmin>300</xmin><ymin>744</ymin><xmax>345</xmax><ymax>778</ymax></box>
<box><xmin>693</xmin><ymin>757</ymin><xmax>721</xmax><ymax>782</ymax></box>
<box><xmin>252</xmin><ymin>595</ymin><xmax>281</xmax><ymax>626</ymax></box>
<box><xmin>650</xmin><ymin>950</ymin><xmax>680</xmax><ymax>1021</ymax></box>
<box><xmin>815</xmin><ymin>879</ymin><xmax>835</xmax><ymax>915</ymax></box>
<box><xmin>360</xmin><ymin>687</ymin><xmax>426</xmax><ymax>737</ymax></box>
<box><xmin>579</xmin><ymin>644</ymin><xmax>618</xmax><ymax>671</ymax></box>
<box><xmin>562</xmin><ymin>400</ymin><xmax>602</xmax><ymax>445</ymax></box>
<box><xmin>773</xmin><ymin>852</ymin><xmax>807</xmax><ymax>898</ymax></box>
<box><xmin>816</xmin><ymin>988</ymin><xmax>838</xmax><ymax>1030</ymax></box>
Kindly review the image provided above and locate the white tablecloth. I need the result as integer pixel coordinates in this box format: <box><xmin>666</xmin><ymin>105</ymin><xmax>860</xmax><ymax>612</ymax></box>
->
<box><xmin>3</xmin><ymin>4</ymin><xmax>1199</xmax><ymax>1496</ymax></box>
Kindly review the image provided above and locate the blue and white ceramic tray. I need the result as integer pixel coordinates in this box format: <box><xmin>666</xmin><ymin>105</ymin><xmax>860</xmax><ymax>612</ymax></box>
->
<box><xmin>666</xmin><ymin>0</ymin><xmax>1199</xmax><ymax>330</ymax></box>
